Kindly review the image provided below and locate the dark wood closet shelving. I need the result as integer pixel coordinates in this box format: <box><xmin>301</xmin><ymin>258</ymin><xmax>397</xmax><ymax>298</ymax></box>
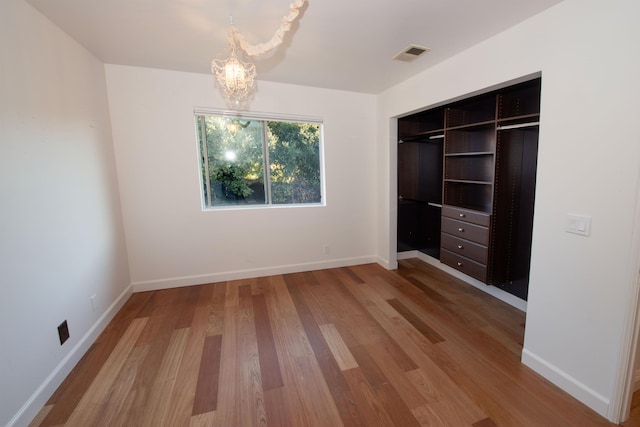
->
<box><xmin>397</xmin><ymin>107</ymin><xmax>445</xmax><ymax>258</ymax></box>
<box><xmin>397</xmin><ymin>77</ymin><xmax>541</xmax><ymax>300</ymax></box>
<box><xmin>497</xmin><ymin>113</ymin><xmax>539</xmax><ymax>125</ymax></box>
<box><xmin>399</xmin><ymin>131</ymin><xmax>445</xmax><ymax>143</ymax></box>
<box><xmin>445</xmin><ymin>120</ymin><xmax>497</xmax><ymax>131</ymax></box>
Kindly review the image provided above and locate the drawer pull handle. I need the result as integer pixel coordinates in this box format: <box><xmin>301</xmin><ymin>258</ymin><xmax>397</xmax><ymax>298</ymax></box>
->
<box><xmin>457</xmin><ymin>245</ymin><xmax>463</xmax><ymax>249</ymax></box>
<box><xmin>458</xmin><ymin>227</ymin><xmax>464</xmax><ymax>232</ymax></box>
<box><xmin>457</xmin><ymin>262</ymin><xmax>463</xmax><ymax>267</ymax></box>
<box><xmin>459</xmin><ymin>213</ymin><xmax>465</xmax><ymax>218</ymax></box>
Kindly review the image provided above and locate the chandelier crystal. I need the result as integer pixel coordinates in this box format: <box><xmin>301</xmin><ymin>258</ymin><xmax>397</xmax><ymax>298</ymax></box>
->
<box><xmin>212</xmin><ymin>36</ymin><xmax>256</xmax><ymax>108</ymax></box>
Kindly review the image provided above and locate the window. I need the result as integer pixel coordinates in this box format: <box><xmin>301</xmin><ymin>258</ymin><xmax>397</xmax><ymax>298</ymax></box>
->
<box><xmin>195</xmin><ymin>111</ymin><xmax>323</xmax><ymax>208</ymax></box>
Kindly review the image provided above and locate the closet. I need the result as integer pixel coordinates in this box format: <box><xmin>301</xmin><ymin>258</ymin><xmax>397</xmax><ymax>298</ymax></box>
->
<box><xmin>397</xmin><ymin>107</ymin><xmax>444</xmax><ymax>258</ymax></box>
<box><xmin>397</xmin><ymin>78</ymin><xmax>541</xmax><ymax>300</ymax></box>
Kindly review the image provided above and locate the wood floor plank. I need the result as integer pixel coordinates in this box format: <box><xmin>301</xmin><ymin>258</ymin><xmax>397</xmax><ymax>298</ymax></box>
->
<box><xmin>365</xmin><ymin>341</ymin><xmax>425</xmax><ymax>412</ymax></box>
<box><xmin>318</xmin><ymin>323</ymin><xmax>358</xmax><ymax>371</ymax></box>
<box><xmin>374</xmin><ymin>266</ymin><xmax>522</xmax><ymax>367</ymax></box>
<box><xmin>376</xmin><ymin>272</ymin><xmax>608</xmax><ymax>425</ymax></box>
<box><xmin>136</xmin><ymin>286</ymin><xmax>191</xmax><ymax>346</ymax></box>
<box><xmin>296</xmin><ymin>273</ymin><xmax>332</xmax><ymax>326</ymax></box>
<box><xmin>164</xmin><ymin>284</ymin><xmax>217</xmax><ymax>426</ymax></box>
<box><xmin>360</xmin><ymin>269</ymin><xmax>548</xmax><ymax>426</ymax></box>
<box><xmin>93</xmin><ymin>344</ymin><xmax>150</xmax><ymax>426</ymax></box>
<box><xmin>252</xmin><ymin>293</ymin><xmax>284</xmax><ymax>391</ymax></box>
<box><xmin>478</xmin><ymin>323</ymin><xmax>525</xmax><ymax>357</ymax></box>
<box><xmin>190</xmin><ymin>411</ymin><xmax>215</xmax><ymax>427</ymax></box>
<box><xmin>328</xmin><ymin>269</ymin><xmax>420</xmax><ymax>373</ymax></box>
<box><xmin>406</xmin><ymin>368</ymin><xmax>487</xmax><ymax>426</ymax></box>
<box><xmin>262</xmin><ymin>386</ymin><xmax>293</xmax><ymax>427</ymax></box>
<box><xmin>285</xmin><ymin>293</ymin><xmax>367</xmax><ymax>425</ymax></box>
<box><xmin>238</xmin><ymin>284</ymin><xmax>267</xmax><ymax>427</ymax></box>
<box><xmin>192</xmin><ymin>334</ymin><xmax>223</xmax><ymax>416</ymax></box>
<box><xmin>341</xmin><ymin>273</ymin><xmax>491</xmax><ymax>424</ymax></box>
<box><xmin>141</xmin><ymin>327</ymin><xmax>190</xmax><ymax>427</ymax></box>
<box><xmin>387</xmin><ymin>298</ymin><xmax>445</xmax><ymax>344</ymax></box>
<box><xmin>262</xmin><ymin>276</ymin><xmax>314</xmax><ymax>427</ymax></box>
<box><xmin>342</xmin><ymin>266</ymin><xmax>365</xmax><ymax>284</ymax></box>
<box><xmin>28</xmin><ymin>405</ymin><xmax>53</xmax><ymax>427</ymax></box>
<box><xmin>472</xmin><ymin>417</ymin><xmax>499</xmax><ymax>427</ymax></box>
<box><xmin>175</xmin><ymin>285</ymin><xmax>203</xmax><ymax>329</ymax></box>
<box><xmin>294</xmin><ymin>355</ymin><xmax>346</xmax><ymax>427</ymax></box>
<box><xmin>251</xmin><ymin>276</ymin><xmax>268</xmax><ymax>296</ymax></box>
<box><xmin>341</xmin><ymin>368</ymin><xmax>396</xmax><ymax>427</ymax></box>
<box><xmin>623</xmin><ymin>390</ymin><xmax>640</xmax><ymax>426</ymax></box>
<box><xmin>30</xmin><ymin>260</ymin><xmax>617</xmax><ymax>427</ymax></box>
<box><xmin>285</xmin><ymin>276</ymin><xmax>378</xmax><ymax>427</ymax></box>
<box><xmin>63</xmin><ymin>317</ymin><xmax>148</xmax><ymax>426</ymax></box>
<box><xmin>111</xmin><ymin>287</ymin><xmax>193</xmax><ymax>426</ymax></box>
<box><xmin>410</xmin><ymin>404</ymin><xmax>436</xmax><ymax>427</ymax></box>
<box><xmin>206</xmin><ymin>282</ymin><xmax>227</xmax><ymax>337</ymax></box>
<box><xmin>303</xmin><ymin>270</ymin><xmax>321</xmax><ymax>286</ymax></box>
<box><xmin>280</xmin><ymin>273</ymin><xmax>346</xmax><ymax>426</ymax></box>
<box><xmin>40</xmin><ymin>292</ymin><xmax>152</xmax><ymax>425</ymax></box>
<box><xmin>367</xmin><ymin>271</ymin><xmax>610</xmax><ymax>426</ymax></box>
<box><xmin>39</xmin><ymin>345</ymin><xmax>113</xmax><ymax>426</ymax></box>
<box><xmin>307</xmin><ymin>269</ymin><xmax>390</xmax><ymax>347</ymax></box>
<box><xmin>212</xmin><ymin>282</ymin><xmax>240</xmax><ymax>427</ymax></box>
<box><xmin>349</xmin><ymin>344</ymin><xmax>422</xmax><ymax>427</ymax></box>
<box><xmin>399</xmin><ymin>259</ymin><xmax>525</xmax><ymax>340</ymax></box>
<box><xmin>112</xmin><ymin>329</ymin><xmax>174</xmax><ymax>425</ymax></box>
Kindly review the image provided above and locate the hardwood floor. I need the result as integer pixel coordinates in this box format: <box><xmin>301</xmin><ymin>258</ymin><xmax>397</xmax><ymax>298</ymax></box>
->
<box><xmin>624</xmin><ymin>390</ymin><xmax>640</xmax><ymax>426</ymax></box>
<box><xmin>29</xmin><ymin>259</ymin><xmax>617</xmax><ymax>426</ymax></box>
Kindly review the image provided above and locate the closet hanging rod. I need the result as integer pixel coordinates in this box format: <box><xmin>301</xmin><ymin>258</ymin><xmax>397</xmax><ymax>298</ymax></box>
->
<box><xmin>429</xmin><ymin>134</ymin><xmax>445</xmax><ymax>139</ymax></box>
<box><xmin>497</xmin><ymin>121</ymin><xmax>539</xmax><ymax>131</ymax></box>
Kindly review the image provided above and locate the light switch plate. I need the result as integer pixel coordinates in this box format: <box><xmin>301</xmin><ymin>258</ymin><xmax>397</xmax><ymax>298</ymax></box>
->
<box><xmin>566</xmin><ymin>214</ymin><xmax>591</xmax><ymax>236</ymax></box>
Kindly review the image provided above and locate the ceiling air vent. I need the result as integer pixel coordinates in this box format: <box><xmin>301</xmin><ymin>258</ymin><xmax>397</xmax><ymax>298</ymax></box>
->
<box><xmin>392</xmin><ymin>45</ymin><xmax>431</xmax><ymax>62</ymax></box>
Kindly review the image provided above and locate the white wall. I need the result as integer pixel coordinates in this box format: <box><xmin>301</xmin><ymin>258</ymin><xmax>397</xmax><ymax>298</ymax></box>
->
<box><xmin>377</xmin><ymin>0</ymin><xmax>640</xmax><ymax>419</ymax></box>
<box><xmin>104</xmin><ymin>65</ymin><xmax>378</xmax><ymax>291</ymax></box>
<box><xmin>0</xmin><ymin>1</ymin><xmax>131</xmax><ymax>426</ymax></box>
<box><xmin>5</xmin><ymin>0</ymin><xmax>639</xmax><ymax>423</ymax></box>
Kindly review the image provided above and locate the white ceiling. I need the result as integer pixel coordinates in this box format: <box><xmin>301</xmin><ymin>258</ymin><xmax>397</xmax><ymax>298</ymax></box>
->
<box><xmin>25</xmin><ymin>0</ymin><xmax>563</xmax><ymax>94</ymax></box>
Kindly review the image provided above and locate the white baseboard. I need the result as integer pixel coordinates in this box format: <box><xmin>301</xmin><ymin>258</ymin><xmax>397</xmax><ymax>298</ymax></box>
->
<box><xmin>376</xmin><ymin>255</ymin><xmax>395</xmax><ymax>270</ymax></box>
<box><xmin>521</xmin><ymin>348</ymin><xmax>610</xmax><ymax>418</ymax></box>
<box><xmin>410</xmin><ymin>251</ymin><xmax>528</xmax><ymax>312</ymax></box>
<box><xmin>397</xmin><ymin>250</ymin><xmax>418</xmax><ymax>261</ymax></box>
<box><xmin>132</xmin><ymin>256</ymin><xmax>379</xmax><ymax>292</ymax></box>
<box><xmin>8</xmin><ymin>285</ymin><xmax>133</xmax><ymax>427</ymax></box>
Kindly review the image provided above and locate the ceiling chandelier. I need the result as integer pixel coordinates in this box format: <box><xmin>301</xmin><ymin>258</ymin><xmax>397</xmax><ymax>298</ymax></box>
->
<box><xmin>212</xmin><ymin>0</ymin><xmax>307</xmax><ymax>109</ymax></box>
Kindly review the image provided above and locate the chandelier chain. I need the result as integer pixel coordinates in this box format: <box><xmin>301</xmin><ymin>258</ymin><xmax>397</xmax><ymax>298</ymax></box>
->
<box><xmin>229</xmin><ymin>0</ymin><xmax>306</xmax><ymax>57</ymax></box>
<box><xmin>212</xmin><ymin>0</ymin><xmax>306</xmax><ymax>109</ymax></box>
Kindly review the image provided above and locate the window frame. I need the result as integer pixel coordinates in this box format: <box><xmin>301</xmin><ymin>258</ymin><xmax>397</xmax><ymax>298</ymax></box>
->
<box><xmin>194</xmin><ymin>108</ymin><xmax>326</xmax><ymax>210</ymax></box>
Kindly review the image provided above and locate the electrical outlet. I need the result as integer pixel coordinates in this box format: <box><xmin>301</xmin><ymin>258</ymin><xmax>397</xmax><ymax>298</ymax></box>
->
<box><xmin>90</xmin><ymin>294</ymin><xmax>96</xmax><ymax>312</ymax></box>
<box><xmin>58</xmin><ymin>320</ymin><xmax>70</xmax><ymax>345</ymax></box>
<box><xmin>323</xmin><ymin>244</ymin><xmax>330</xmax><ymax>255</ymax></box>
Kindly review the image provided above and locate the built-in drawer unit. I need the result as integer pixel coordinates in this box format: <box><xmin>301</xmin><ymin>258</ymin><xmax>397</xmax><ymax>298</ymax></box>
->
<box><xmin>440</xmin><ymin>249</ymin><xmax>487</xmax><ymax>282</ymax></box>
<box><xmin>440</xmin><ymin>204</ymin><xmax>490</xmax><ymax>282</ymax></box>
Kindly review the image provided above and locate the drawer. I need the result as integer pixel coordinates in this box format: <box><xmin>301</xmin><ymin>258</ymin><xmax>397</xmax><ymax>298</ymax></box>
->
<box><xmin>441</xmin><ymin>249</ymin><xmax>487</xmax><ymax>282</ymax></box>
<box><xmin>441</xmin><ymin>233</ymin><xmax>488</xmax><ymax>264</ymax></box>
<box><xmin>442</xmin><ymin>205</ymin><xmax>490</xmax><ymax>227</ymax></box>
<box><xmin>441</xmin><ymin>217</ymin><xmax>489</xmax><ymax>245</ymax></box>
